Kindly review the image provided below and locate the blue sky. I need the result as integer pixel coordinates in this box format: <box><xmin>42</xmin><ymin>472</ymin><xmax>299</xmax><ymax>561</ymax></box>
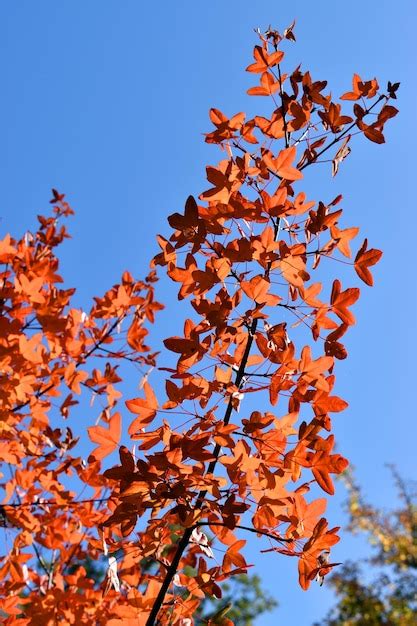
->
<box><xmin>1</xmin><ymin>1</ymin><xmax>416</xmax><ymax>624</ymax></box>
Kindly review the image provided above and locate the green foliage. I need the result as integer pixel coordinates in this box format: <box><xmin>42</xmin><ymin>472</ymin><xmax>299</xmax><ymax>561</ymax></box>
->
<box><xmin>317</xmin><ymin>468</ymin><xmax>417</xmax><ymax>625</ymax></box>
<box><xmin>195</xmin><ymin>574</ymin><xmax>277</xmax><ymax>625</ymax></box>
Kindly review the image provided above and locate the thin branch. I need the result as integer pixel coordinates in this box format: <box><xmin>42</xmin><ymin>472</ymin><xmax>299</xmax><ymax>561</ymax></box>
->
<box><xmin>195</xmin><ymin>521</ymin><xmax>292</xmax><ymax>543</ymax></box>
<box><xmin>277</xmin><ymin>63</ymin><xmax>289</xmax><ymax>148</ymax></box>
<box><xmin>299</xmin><ymin>95</ymin><xmax>386</xmax><ymax>170</ymax></box>
<box><xmin>11</xmin><ymin>313</ymin><xmax>128</xmax><ymax>415</ymax></box>
<box><xmin>0</xmin><ymin>496</ymin><xmax>113</xmax><ymax>510</ymax></box>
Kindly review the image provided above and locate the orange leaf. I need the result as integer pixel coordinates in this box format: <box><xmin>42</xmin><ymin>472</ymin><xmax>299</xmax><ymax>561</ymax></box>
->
<box><xmin>299</xmin><ymin>346</ymin><xmax>333</xmax><ymax>392</ymax></box>
<box><xmin>88</xmin><ymin>412</ymin><xmax>121</xmax><ymax>461</ymax></box>
<box><xmin>247</xmin><ymin>71</ymin><xmax>280</xmax><ymax>97</ymax></box>
<box><xmin>240</xmin><ymin>275</ymin><xmax>279</xmax><ymax>305</ymax></box>
<box><xmin>279</xmin><ymin>251</ymin><xmax>310</xmax><ymax>287</ymax></box>
<box><xmin>126</xmin><ymin>382</ymin><xmax>158</xmax><ymax>434</ymax></box>
<box><xmin>246</xmin><ymin>45</ymin><xmax>284</xmax><ymax>73</ymax></box>
<box><xmin>354</xmin><ymin>239</ymin><xmax>382</xmax><ymax>286</ymax></box>
<box><xmin>331</xmin><ymin>279</ymin><xmax>360</xmax><ymax>325</ymax></box>
<box><xmin>0</xmin><ymin>234</ymin><xmax>17</xmax><ymax>263</ymax></box>
<box><xmin>341</xmin><ymin>73</ymin><xmax>379</xmax><ymax>100</ymax></box>
<box><xmin>263</xmin><ymin>146</ymin><xmax>303</xmax><ymax>181</ymax></box>
<box><xmin>330</xmin><ymin>225</ymin><xmax>359</xmax><ymax>258</ymax></box>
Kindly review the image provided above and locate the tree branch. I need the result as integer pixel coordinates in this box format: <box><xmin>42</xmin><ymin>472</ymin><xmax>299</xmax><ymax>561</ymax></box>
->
<box><xmin>195</xmin><ymin>521</ymin><xmax>292</xmax><ymax>543</ymax></box>
<box><xmin>145</xmin><ymin>318</ymin><xmax>258</xmax><ymax>626</ymax></box>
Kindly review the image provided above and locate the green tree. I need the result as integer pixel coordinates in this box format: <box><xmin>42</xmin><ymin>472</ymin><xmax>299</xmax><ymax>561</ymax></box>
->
<box><xmin>317</xmin><ymin>468</ymin><xmax>417</xmax><ymax>625</ymax></box>
<box><xmin>195</xmin><ymin>573</ymin><xmax>277</xmax><ymax>625</ymax></box>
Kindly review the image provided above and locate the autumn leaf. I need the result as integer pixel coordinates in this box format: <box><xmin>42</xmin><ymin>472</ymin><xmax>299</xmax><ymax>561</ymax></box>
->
<box><xmin>247</xmin><ymin>71</ymin><xmax>281</xmax><ymax>96</ymax></box>
<box><xmin>332</xmin><ymin>136</ymin><xmax>351</xmax><ymax>177</ymax></box>
<box><xmin>341</xmin><ymin>73</ymin><xmax>379</xmax><ymax>100</ymax></box>
<box><xmin>0</xmin><ymin>234</ymin><xmax>17</xmax><ymax>263</ymax></box>
<box><xmin>263</xmin><ymin>146</ymin><xmax>303</xmax><ymax>181</ymax></box>
<box><xmin>241</xmin><ymin>275</ymin><xmax>270</xmax><ymax>303</ymax></box>
<box><xmin>200</xmin><ymin>160</ymin><xmax>242</xmax><ymax>203</ymax></box>
<box><xmin>246</xmin><ymin>45</ymin><xmax>284</xmax><ymax>73</ymax></box>
<box><xmin>88</xmin><ymin>412</ymin><xmax>122</xmax><ymax>461</ymax></box>
<box><xmin>298</xmin><ymin>518</ymin><xmax>341</xmax><ymax>589</ymax></box>
<box><xmin>310</xmin><ymin>451</ymin><xmax>347</xmax><ymax>495</ymax></box>
<box><xmin>126</xmin><ymin>382</ymin><xmax>158</xmax><ymax>434</ymax></box>
<box><xmin>298</xmin><ymin>346</ymin><xmax>334</xmax><ymax>392</ymax></box>
<box><xmin>206</xmin><ymin>108</ymin><xmax>245</xmax><ymax>143</ymax></box>
<box><xmin>358</xmin><ymin>121</ymin><xmax>385</xmax><ymax>144</ymax></box>
<box><xmin>354</xmin><ymin>238</ymin><xmax>383</xmax><ymax>286</ymax></box>
<box><xmin>331</xmin><ymin>279</ymin><xmax>360</xmax><ymax>325</ymax></box>
<box><xmin>330</xmin><ymin>224</ymin><xmax>359</xmax><ymax>258</ymax></box>
<box><xmin>279</xmin><ymin>245</ymin><xmax>310</xmax><ymax>287</ymax></box>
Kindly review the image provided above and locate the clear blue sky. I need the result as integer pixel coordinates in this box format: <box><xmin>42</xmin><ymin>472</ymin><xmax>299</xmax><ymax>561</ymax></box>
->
<box><xmin>1</xmin><ymin>1</ymin><xmax>416</xmax><ymax>624</ymax></box>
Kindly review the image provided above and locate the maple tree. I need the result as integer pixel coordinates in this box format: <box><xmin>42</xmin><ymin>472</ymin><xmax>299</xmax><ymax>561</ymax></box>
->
<box><xmin>0</xmin><ymin>23</ymin><xmax>398</xmax><ymax>625</ymax></box>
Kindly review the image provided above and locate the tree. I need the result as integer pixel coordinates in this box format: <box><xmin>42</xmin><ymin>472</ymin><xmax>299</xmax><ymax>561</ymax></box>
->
<box><xmin>317</xmin><ymin>468</ymin><xmax>417</xmax><ymax>625</ymax></box>
<box><xmin>0</xmin><ymin>23</ymin><xmax>398</xmax><ymax>625</ymax></box>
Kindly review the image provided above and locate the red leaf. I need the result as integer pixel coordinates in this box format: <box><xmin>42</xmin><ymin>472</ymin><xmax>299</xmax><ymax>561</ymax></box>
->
<box><xmin>354</xmin><ymin>239</ymin><xmax>383</xmax><ymax>286</ymax></box>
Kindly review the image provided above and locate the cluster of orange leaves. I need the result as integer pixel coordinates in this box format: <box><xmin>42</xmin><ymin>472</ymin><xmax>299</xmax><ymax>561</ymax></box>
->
<box><xmin>0</xmin><ymin>24</ymin><xmax>397</xmax><ymax>626</ymax></box>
